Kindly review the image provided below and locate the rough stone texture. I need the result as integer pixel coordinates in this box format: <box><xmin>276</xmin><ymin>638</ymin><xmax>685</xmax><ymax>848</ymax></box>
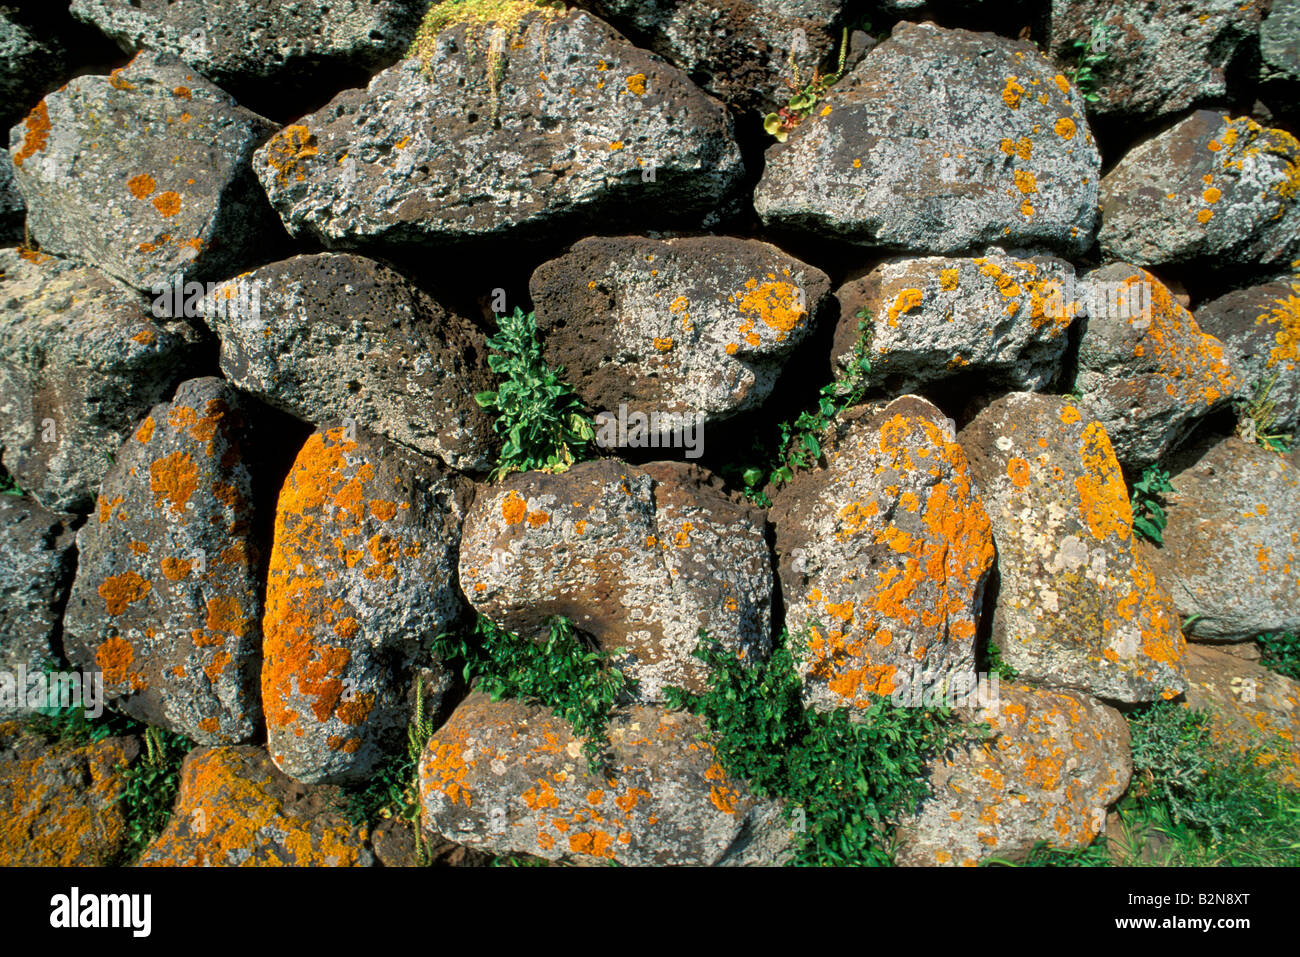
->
<box><xmin>1196</xmin><ymin>272</ymin><xmax>1300</xmax><ymax>434</ymax></box>
<box><xmin>0</xmin><ymin>722</ymin><xmax>139</xmax><ymax>866</ymax></box>
<box><xmin>62</xmin><ymin>379</ymin><xmax>263</xmax><ymax>745</ymax></box>
<box><xmin>1098</xmin><ymin>112</ymin><xmax>1300</xmax><ymax>271</ymax></box>
<box><xmin>1182</xmin><ymin>643</ymin><xmax>1300</xmax><ymax>790</ymax></box>
<box><xmin>0</xmin><ymin>248</ymin><xmax>202</xmax><ymax>515</ymax></box>
<box><xmin>958</xmin><ymin>393</ymin><xmax>1187</xmax><ymax>703</ymax></box>
<box><xmin>1047</xmin><ymin>0</ymin><xmax>1264</xmax><ymax>119</ymax></box>
<box><xmin>1262</xmin><ymin>0</ymin><xmax>1300</xmax><ymax>81</ymax></box>
<box><xmin>0</xmin><ymin>149</ymin><xmax>23</xmax><ymax>242</ymax></box>
<box><xmin>896</xmin><ymin>682</ymin><xmax>1131</xmax><ymax>866</ymax></box>
<box><xmin>69</xmin><ymin>0</ymin><xmax>425</xmax><ymax>91</ymax></box>
<box><xmin>754</xmin><ymin>21</ymin><xmax>1100</xmax><ymax>255</ymax></box>
<box><xmin>531</xmin><ymin>235</ymin><xmax>831</xmax><ymax>424</ymax></box>
<box><xmin>1075</xmin><ymin>264</ymin><xmax>1238</xmax><ymax>470</ymax></box>
<box><xmin>1139</xmin><ymin>437</ymin><xmax>1300</xmax><ymax>642</ymax></box>
<box><xmin>0</xmin><ymin>495</ymin><xmax>76</xmax><ymax>719</ymax></box>
<box><xmin>459</xmin><ymin>459</ymin><xmax>772</xmax><ymax>702</ymax></box>
<box><xmin>9</xmin><ymin>51</ymin><xmax>282</xmax><ymax>293</ymax></box>
<box><xmin>0</xmin><ymin>8</ymin><xmax>66</xmax><ymax>130</ymax></box>
<box><xmin>419</xmin><ymin>693</ymin><xmax>793</xmax><ymax>865</ymax></box>
<box><xmin>831</xmin><ymin>253</ymin><xmax>1080</xmax><ymax>394</ymax></box>
<box><xmin>255</xmin><ymin>9</ymin><xmax>745</xmax><ymax>249</ymax></box>
<box><xmin>579</xmin><ymin>0</ymin><xmax>842</xmax><ymax>114</ymax></box>
<box><xmin>139</xmin><ymin>745</ymin><xmax>374</xmax><ymax>866</ymax></box>
<box><xmin>263</xmin><ymin>424</ymin><xmax>469</xmax><ymax>786</ymax></box>
<box><xmin>203</xmin><ymin>253</ymin><xmax>497</xmax><ymax>473</ymax></box>
<box><xmin>770</xmin><ymin>396</ymin><xmax>995</xmax><ymax>711</ymax></box>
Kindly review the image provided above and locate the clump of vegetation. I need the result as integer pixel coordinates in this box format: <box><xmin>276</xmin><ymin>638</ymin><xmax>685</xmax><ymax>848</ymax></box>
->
<box><xmin>433</xmin><ymin>614</ymin><xmax>631</xmax><ymax>768</ymax></box>
<box><xmin>763</xmin><ymin>28</ymin><xmax>850</xmax><ymax>142</ymax></box>
<box><xmin>723</xmin><ymin>310</ymin><xmax>873</xmax><ymax>506</ymax></box>
<box><xmin>475</xmin><ymin>307</ymin><xmax>596</xmax><ymax>480</ymax></box>
<box><xmin>0</xmin><ymin>463</ymin><xmax>24</xmax><ymax>497</ymax></box>
<box><xmin>1064</xmin><ymin>18</ymin><xmax>1110</xmax><ymax>103</ymax></box>
<box><xmin>1256</xmin><ymin>632</ymin><xmax>1300</xmax><ymax>680</ymax></box>
<box><xmin>1236</xmin><ymin>372</ymin><xmax>1293</xmax><ymax>453</ymax></box>
<box><xmin>1129</xmin><ymin>465</ymin><xmax>1174</xmax><ymax>545</ymax></box>
<box><xmin>666</xmin><ymin>627</ymin><xmax>978</xmax><ymax>866</ymax></box>
<box><xmin>982</xmin><ymin>641</ymin><xmax>1020</xmax><ymax>681</ymax></box>
<box><xmin>115</xmin><ymin>726</ymin><xmax>192</xmax><ymax>863</ymax></box>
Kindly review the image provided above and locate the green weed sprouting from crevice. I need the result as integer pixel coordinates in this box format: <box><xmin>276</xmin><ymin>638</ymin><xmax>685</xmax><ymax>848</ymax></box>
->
<box><xmin>1237</xmin><ymin>372</ymin><xmax>1293</xmax><ymax>454</ymax></box>
<box><xmin>1129</xmin><ymin>465</ymin><xmax>1174</xmax><ymax>545</ymax></box>
<box><xmin>764</xmin><ymin>28</ymin><xmax>850</xmax><ymax>142</ymax></box>
<box><xmin>475</xmin><ymin>307</ymin><xmax>596</xmax><ymax>481</ymax></box>
<box><xmin>1064</xmin><ymin>18</ymin><xmax>1110</xmax><ymax>103</ymax></box>
<box><xmin>665</xmin><ymin>627</ymin><xmax>979</xmax><ymax>866</ymax></box>
<box><xmin>982</xmin><ymin>642</ymin><xmax>1020</xmax><ymax>681</ymax></box>
<box><xmin>115</xmin><ymin>725</ymin><xmax>192</xmax><ymax>864</ymax></box>
<box><xmin>1256</xmin><ymin>632</ymin><xmax>1300</xmax><ymax>680</ymax></box>
<box><xmin>433</xmin><ymin>614</ymin><xmax>631</xmax><ymax>769</ymax></box>
<box><xmin>722</xmin><ymin>310</ymin><xmax>873</xmax><ymax>506</ymax></box>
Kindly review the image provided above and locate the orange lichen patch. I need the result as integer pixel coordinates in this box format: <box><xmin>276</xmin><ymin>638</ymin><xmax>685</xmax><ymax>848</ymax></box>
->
<box><xmin>1059</xmin><ymin>405</ymin><xmax>1081</xmax><ymax>425</ymax></box>
<box><xmin>625</xmin><ymin>74</ymin><xmax>646</xmax><ymax>95</ymax></box>
<box><xmin>999</xmin><ymin>136</ymin><xmax>1032</xmax><ymax>160</ymax></box>
<box><xmin>127</xmin><ymin>173</ymin><xmax>157</xmax><ymax>199</ymax></box>
<box><xmin>205</xmin><ymin>596</ymin><xmax>248</xmax><ymax>636</ymax></box>
<box><xmin>130</xmin><ymin>328</ymin><xmax>156</xmax><ymax>345</ymax></box>
<box><xmin>501</xmin><ymin>491</ymin><xmax>528</xmax><ymax>525</ymax></box>
<box><xmin>107</xmin><ymin>68</ymin><xmax>136</xmax><ymax>90</ymax></box>
<box><xmin>98</xmin><ymin>572</ymin><xmax>151</xmax><ymax>616</ymax></box>
<box><xmin>12</xmin><ymin>102</ymin><xmax>50</xmax><ymax>168</ymax></box>
<box><xmin>886</xmin><ymin>287</ymin><xmax>924</xmax><ymax>328</ymax></box>
<box><xmin>735</xmin><ymin>278</ymin><xmax>806</xmax><ymax>343</ymax></box>
<box><xmin>97</xmin><ymin>495</ymin><xmax>124</xmax><ymax>525</ymax></box>
<box><xmin>939</xmin><ymin>268</ymin><xmax>959</xmax><ymax>291</ymax></box>
<box><xmin>1258</xmin><ymin>283</ymin><xmax>1300</xmax><ymax>371</ymax></box>
<box><xmin>172</xmin><ymin>86</ymin><xmax>192</xmax><ymax>98</ymax></box>
<box><xmin>1203</xmin><ymin>186</ymin><xmax>1222</xmax><ymax>204</ymax></box>
<box><xmin>263</xmin><ymin>125</ymin><xmax>318</xmax><ymax>186</ymax></box>
<box><xmin>652</xmin><ymin>336</ymin><xmax>673</xmax><ymax>353</ymax></box>
<box><xmin>1013</xmin><ymin>170</ymin><xmax>1038</xmax><ymax>195</ymax></box>
<box><xmin>152</xmin><ymin>191</ymin><xmax>182</xmax><ymax>217</ymax></box>
<box><xmin>1007</xmin><ymin>457</ymin><xmax>1031</xmax><ymax>488</ymax></box>
<box><xmin>1002</xmin><ymin>76</ymin><xmax>1024</xmax><ymax>109</ymax></box>
<box><xmin>95</xmin><ymin>634</ymin><xmax>135</xmax><ymax>687</ymax></box>
<box><xmin>149</xmin><ymin>451</ymin><xmax>199</xmax><ymax>516</ymax></box>
<box><xmin>526</xmin><ymin>510</ymin><xmax>550</xmax><ymax>527</ymax></box>
<box><xmin>1073</xmin><ymin>422</ymin><xmax>1132</xmax><ymax>542</ymax></box>
<box><xmin>1197</xmin><ymin>209</ymin><xmax>1213</xmax><ymax>224</ymax></box>
<box><xmin>369</xmin><ymin>499</ymin><xmax>398</xmax><ymax>521</ymax></box>
<box><xmin>160</xmin><ymin>556</ymin><xmax>192</xmax><ymax>581</ymax></box>
<box><xmin>1054</xmin><ymin>117</ymin><xmax>1076</xmax><ymax>139</ymax></box>
<box><xmin>1053</xmin><ymin>74</ymin><xmax>1070</xmax><ymax>95</ymax></box>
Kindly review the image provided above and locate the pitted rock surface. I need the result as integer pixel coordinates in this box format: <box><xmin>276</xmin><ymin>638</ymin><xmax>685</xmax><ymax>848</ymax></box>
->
<box><xmin>770</xmin><ymin>396</ymin><xmax>995</xmax><ymax>711</ymax></box>
<box><xmin>203</xmin><ymin>252</ymin><xmax>497</xmax><ymax>473</ymax></box>
<box><xmin>0</xmin><ymin>722</ymin><xmax>139</xmax><ymax>866</ymax></box>
<box><xmin>254</xmin><ymin>8</ymin><xmax>745</xmax><ymax>248</ymax></box>
<box><xmin>1262</xmin><ymin>0</ymin><xmax>1300</xmax><ymax>81</ymax></box>
<box><xmin>419</xmin><ymin>693</ymin><xmax>792</xmax><ymax>865</ymax></box>
<box><xmin>958</xmin><ymin>392</ymin><xmax>1186</xmax><ymax>703</ymax></box>
<box><xmin>0</xmin><ymin>8</ymin><xmax>66</xmax><ymax>129</ymax></box>
<box><xmin>0</xmin><ymin>496</ymin><xmax>76</xmax><ymax>719</ymax></box>
<box><xmin>1075</xmin><ymin>264</ymin><xmax>1237</xmax><ymax>470</ymax></box>
<box><xmin>1099</xmin><ymin>112</ymin><xmax>1300</xmax><ymax>270</ymax></box>
<box><xmin>531</xmin><ymin>235</ymin><xmax>830</xmax><ymax>424</ymax></box>
<box><xmin>0</xmin><ymin>248</ymin><xmax>202</xmax><ymax>514</ymax></box>
<box><xmin>1196</xmin><ymin>273</ymin><xmax>1300</xmax><ymax>434</ymax></box>
<box><xmin>459</xmin><ymin>459</ymin><xmax>773</xmax><ymax>702</ymax></box>
<box><xmin>139</xmin><ymin>745</ymin><xmax>374</xmax><ymax>866</ymax></box>
<box><xmin>831</xmin><ymin>253</ymin><xmax>1080</xmax><ymax>394</ymax></box>
<box><xmin>754</xmin><ymin>21</ymin><xmax>1100</xmax><ymax>255</ymax></box>
<box><xmin>63</xmin><ymin>378</ymin><xmax>264</xmax><ymax>745</ymax></box>
<box><xmin>897</xmin><ymin>683</ymin><xmax>1131</xmax><ymax>866</ymax></box>
<box><xmin>263</xmin><ymin>424</ymin><xmax>469</xmax><ymax>786</ymax></box>
<box><xmin>1139</xmin><ymin>437</ymin><xmax>1300</xmax><ymax>642</ymax></box>
<box><xmin>0</xmin><ymin>149</ymin><xmax>23</xmax><ymax>242</ymax></box>
<box><xmin>1047</xmin><ymin>1</ymin><xmax>1264</xmax><ymax>119</ymax></box>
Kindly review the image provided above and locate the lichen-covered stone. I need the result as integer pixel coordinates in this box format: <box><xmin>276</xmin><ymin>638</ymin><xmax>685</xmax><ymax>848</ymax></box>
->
<box><xmin>0</xmin><ymin>722</ymin><xmax>138</xmax><ymax>866</ymax></box>
<box><xmin>1075</xmin><ymin>264</ymin><xmax>1238</xmax><ymax>470</ymax></box>
<box><xmin>139</xmin><ymin>745</ymin><xmax>374</xmax><ymax>866</ymax></box>
<box><xmin>531</xmin><ymin>235</ymin><xmax>830</xmax><ymax>424</ymax></box>
<box><xmin>580</xmin><ymin>0</ymin><xmax>843</xmax><ymax>114</ymax></box>
<box><xmin>1262</xmin><ymin>0</ymin><xmax>1300</xmax><ymax>82</ymax></box>
<box><xmin>69</xmin><ymin>0</ymin><xmax>424</xmax><ymax>92</ymax></box>
<box><xmin>1098</xmin><ymin>112</ymin><xmax>1300</xmax><ymax>270</ymax></box>
<box><xmin>263</xmin><ymin>424</ymin><xmax>469</xmax><ymax>786</ymax></box>
<box><xmin>459</xmin><ymin>459</ymin><xmax>772</xmax><ymax>702</ymax></box>
<box><xmin>0</xmin><ymin>149</ymin><xmax>23</xmax><ymax>242</ymax></box>
<box><xmin>1196</xmin><ymin>271</ymin><xmax>1300</xmax><ymax>434</ymax></box>
<box><xmin>203</xmin><ymin>253</ymin><xmax>497</xmax><ymax>473</ymax></box>
<box><xmin>62</xmin><ymin>378</ymin><xmax>264</xmax><ymax>745</ymax></box>
<box><xmin>831</xmin><ymin>253</ymin><xmax>1080</xmax><ymax>394</ymax></box>
<box><xmin>0</xmin><ymin>248</ymin><xmax>202</xmax><ymax>514</ymax></box>
<box><xmin>958</xmin><ymin>392</ymin><xmax>1186</xmax><ymax>703</ymax></box>
<box><xmin>896</xmin><ymin>683</ymin><xmax>1131</xmax><ymax>866</ymax></box>
<box><xmin>1139</xmin><ymin>437</ymin><xmax>1300</xmax><ymax>642</ymax></box>
<box><xmin>255</xmin><ymin>8</ymin><xmax>744</xmax><ymax>249</ymax></box>
<box><xmin>1181</xmin><ymin>643</ymin><xmax>1300</xmax><ymax>790</ymax></box>
<box><xmin>754</xmin><ymin>21</ymin><xmax>1100</xmax><ymax>255</ymax></box>
<box><xmin>9</xmin><ymin>51</ymin><xmax>282</xmax><ymax>293</ymax></box>
<box><xmin>0</xmin><ymin>495</ymin><xmax>76</xmax><ymax>719</ymax></box>
<box><xmin>770</xmin><ymin>396</ymin><xmax>995</xmax><ymax>711</ymax></box>
<box><xmin>419</xmin><ymin>693</ymin><xmax>792</xmax><ymax>865</ymax></box>
<box><xmin>0</xmin><ymin>7</ymin><xmax>66</xmax><ymax>130</ymax></box>
<box><xmin>1047</xmin><ymin>0</ymin><xmax>1264</xmax><ymax>119</ymax></box>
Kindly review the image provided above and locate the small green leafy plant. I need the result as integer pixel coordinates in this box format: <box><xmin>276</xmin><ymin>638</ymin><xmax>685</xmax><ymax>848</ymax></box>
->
<box><xmin>433</xmin><ymin>614</ymin><xmax>630</xmax><ymax>768</ymax></box>
<box><xmin>475</xmin><ymin>307</ymin><xmax>596</xmax><ymax>480</ymax></box>
<box><xmin>1129</xmin><ymin>465</ymin><xmax>1174</xmax><ymax>545</ymax></box>
<box><xmin>0</xmin><ymin>463</ymin><xmax>24</xmax><ymax>497</ymax></box>
<box><xmin>764</xmin><ymin>28</ymin><xmax>850</xmax><ymax>142</ymax></box>
<box><xmin>666</xmin><ymin>627</ymin><xmax>977</xmax><ymax>866</ymax></box>
<box><xmin>1065</xmin><ymin>18</ymin><xmax>1110</xmax><ymax>103</ymax></box>
<box><xmin>115</xmin><ymin>725</ymin><xmax>193</xmax><ymax>864</ymax></box>
<box><xmin>1237</xmin><ymin>372</ymin><xmax>1293</xmax><ymax>453</ymax></box>
<box><xmin>1257</xmin><ymin>632</ymin><xmax>1300</xmax><ymax>680</ymax></box>
<box><xmin>982</xmin><ymin>642</ymin><xmax>1020</xmax><ymax>681</ymax></box>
